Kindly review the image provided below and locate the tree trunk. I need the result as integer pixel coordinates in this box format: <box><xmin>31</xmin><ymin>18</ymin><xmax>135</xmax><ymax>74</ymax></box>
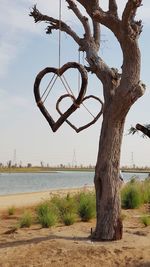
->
<box><xmin>93</xmin><ymin>107</ymin><xmax>125</xmax><ymax>241</ymax></box>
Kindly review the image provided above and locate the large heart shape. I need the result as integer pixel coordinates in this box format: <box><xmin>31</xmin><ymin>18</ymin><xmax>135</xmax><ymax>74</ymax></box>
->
<box><xmin>34</xmin><ymin>62</ymin><xmax>87</xmax><ymax>132</ymax></box>
<box><xmin>56</xmin><ymin>94</ymin><xmax>103</xmax><ymax>133</ymax></box>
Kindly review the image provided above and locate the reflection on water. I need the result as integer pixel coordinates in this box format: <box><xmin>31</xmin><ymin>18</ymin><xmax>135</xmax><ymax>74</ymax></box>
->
<box><xmin>0</xmin><ymin>171</ymin><xmax>148</xmax><ymax>196</ymax></box>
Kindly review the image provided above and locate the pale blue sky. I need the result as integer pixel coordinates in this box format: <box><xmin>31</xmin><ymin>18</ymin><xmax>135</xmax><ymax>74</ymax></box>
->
<box><xmin>0</xmin><ymin>0</ymin><xmax>150</xmax><ymax>167</ymax></box>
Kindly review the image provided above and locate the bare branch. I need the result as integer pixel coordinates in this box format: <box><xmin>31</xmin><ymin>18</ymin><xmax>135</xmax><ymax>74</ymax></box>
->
<box><xmin>29</xmin><ymin>5</ymin><xmax>80</xmax><ymax>45</ymax></box>
<box><xmin>136</xmin><ymin>124</ymin><xmax>150</xmax><ymax>138</ymax></box>
<box><xmin>93</xmin><ymin>21</ymin><xmax>100</xmax><ymax>49</ymax></box>
<box><xmin>30</xmin><ymin>3</ymin><xmax>120</xmax><ymax>98</ymax></box>
<box><xmin>74</xmin><ymin>0</ymin><xmax>118</xmax><ymax>90</ymax></box>
<box><xmin>109</xmin><ymin>0</ymin><xmax>118</xmax><ymax>16</ymax></box>
<box><xmin>66</xmin><ymin>0</ymin><xmax>92</xmax><ymax>39</ymax></box>
<box><xmin>122</xmin><ymin>0</ymin><xmax>143</xmax><ymax>39</ymax></box>
<box><xmin>92</xmin><ymin>8</ymin><xmax>121</xmax><ymax>40</ymax></box>
<box><xmin>76</xmin><ymin>0</ymin><xmax>99</xmax><ymax>14</ymax></box>
<box><xmin>122</xmin><ymin>0</ymin><xmax>142</xmax><ymax>23</ymax></box>
<box><xmin>129</xmin><ymin>124</ymin><xmax>150</xmax><ymax>138</ymax></box>
<box><xmin>128</xmin><ymin>126</ymin><xmax>138</xmax><ymax>135</ymax></box>
<box><xmin>77</xmin><ymin>0</ymin><xmax>99</xmax><ymax>11</ymax></box>
<box><xmin>76</xmin><ymin>0</ymin><xmax>120</xmax><ymax>38</ymax></box>
<box><xmin>67</xmin><ymin>1</ymin><xmax>100</xmax><ymax>53</ymax></box>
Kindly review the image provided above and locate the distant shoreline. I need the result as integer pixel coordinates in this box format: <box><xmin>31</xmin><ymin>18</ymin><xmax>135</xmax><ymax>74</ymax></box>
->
<box><xmin>0</xmin><ymin>167</ymin><xmax>95</xmax><ymax>173</ymax></box>
<box><xmin>0</xmin><ymin>167</ymin><xmax>150</xmax><ymax>174</ymax></box>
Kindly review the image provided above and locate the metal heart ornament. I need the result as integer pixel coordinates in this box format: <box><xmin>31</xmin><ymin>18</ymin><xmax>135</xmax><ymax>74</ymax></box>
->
<box><xmin>56</xmin><ymin>94</ymin><xmax>103</xmax><ymax>133</ymax></box>
<box><xmin>34</xmin><ymin>62</ymin><xmax>88</xmax><ymax>132</ymax></box>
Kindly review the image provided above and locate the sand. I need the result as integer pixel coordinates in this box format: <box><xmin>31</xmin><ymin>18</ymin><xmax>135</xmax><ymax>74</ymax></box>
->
<box><xmin>0</xmin><ymin>186</ymin><xmax>93</xmax><ymax>211</ymax></box>
<box><xmin>0</xmin><ymin>188</ymin><xmax>150</xmax><ymax>267</ymax></box>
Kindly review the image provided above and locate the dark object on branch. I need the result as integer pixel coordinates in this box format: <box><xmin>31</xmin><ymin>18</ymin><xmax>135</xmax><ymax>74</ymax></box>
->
<box><xmin>136</xmin><ymin>123</ymin><xmax>150</xmax><ymax>138</ymax></box>
<box><xmin>129</xmin><ymin>124</ymin><xmax>150</xmax><ymax>138</ymax></box>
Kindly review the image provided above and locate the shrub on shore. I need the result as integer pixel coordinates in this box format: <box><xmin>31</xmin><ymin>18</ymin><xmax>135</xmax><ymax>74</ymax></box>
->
<box><xmin>140</xmin><ymin>216</ymin><xmax>150</xmax><ymax>227</ymax></box>
<box><xmin>19</xmin><ymin>211</ymin><xmax>33</xmax><ymax>228</ymax></box>
<box><xmin>141</xmin><ymin>178</ymin><xmax>150</xmax><ymax>204</ymax></box>
<box><xmin>121</xmin><ymin>177</ymin><xmax>150</xmax><ymax>209</ymax></box>
<box><xmin>35</xmin><ymin>191</ymin><xmax>96</xmax><ymax>226</ymax></box>
<box><xmin>50</xmin><ymin>195</ymin><xmax>77</xmax><ymax>225</ymax></box>
<box><xmin>62</xmin><ymin>213</ymin><xmax>76</xmax><ymax>225</ymax></box>
<box><xmin>36</xmin><ymin>202</ymin><xmax>58</xmax><ymax>228</ymax></box>
<box><xmin>3</xmin><ymin>181</ymin><xmax>150</xmax><ymax>231</ymax></box>
<box><xmin>8</xmin><ymin>206</ymin><xmax>16</xmax><ymax>216</ymax></box>
<box><xmin>77</xmin><ymin>192</ymin><xmax>96</xmax><ymax>222</ymax></box>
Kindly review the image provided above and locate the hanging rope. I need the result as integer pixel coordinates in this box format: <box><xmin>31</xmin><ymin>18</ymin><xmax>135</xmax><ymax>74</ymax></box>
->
<box><xmin>81</xmin><ymin>103</ymin><xmax>95</xmax><ymax>119</ymax></box>
<box><xmin>57</xmin><ymin>0</ymin><xmax>74</xmax><ymax>98</ymax></box>
<box><xmin>39</xmin><ymin>0</ymin><xmax>97</xmax><ymax>120</ymax></box>
<box><xmin>58</xmin><ymin>0</ymin><xmax>62</xmax><ymax>69</ymax></box>
<box><xmin>77</xmin><ymin>51</ymin><xmax>95</xmax><ymax>119</ymax></box>
<box><xmin>61</xmin><ymin>75</ymin><xmax>76</xmax><ymax>97</ymax></box>
<box><xmin>82</xmin><ymin>51</ymin><xmax>85</xmax><ymax>66</ymax></box>
<box><xmin>37</xmin><ymin>0</ymin><xmax>62</xmax><ymax>105</ymax></box>
<box><xmin>78</xmin><ymin>51</ymin><xmax>81</xmax><ymax>92</ymax></box>
<box><xmin>37</xmin><ymin>0</ymin><xmax>62</xmax><ymax>104</ymax></box>
<box><xmin>42</xmin><ymin>74</ymin><xmax>58</xmax><ymax>103</ymax></box>
<box><xmin>59</xmin><ymin>75</ymin><xmax>74</xmax><ymax>97</ymax></box>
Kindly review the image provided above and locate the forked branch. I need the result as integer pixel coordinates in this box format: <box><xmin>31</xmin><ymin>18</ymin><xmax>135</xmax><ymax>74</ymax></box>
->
<box><xmin>76</xmin><ymin>0</ymin><xmax>99</xmax><ymax>14</ymax></box>
<box><xmin>92</xmin><ymin>8</ymin><xmax>121</xmax><ymax>39</ymax></box>
<box><xmin>66</xmin><ymin>0</ymin><xmax>92</xmax><ymax>39</ymax></box>
<box><xmin>122</xmin><ymin>0</ymin><xmax>143</xmax><ymax>39</ymax></box>
<box><xmin>109</xmin><ymin>0</ymin><xmax>118</xmax><ymax>16</ymax></box>
<box><xmin>30</xmin><ymin>5</ymin><xmax>80</xmax><ymax>45</ymax></box>
<box><xmin>66</xmin><ymin>0</ymin><xmax>100</xmax><ymax>50</ymax></box>
<box><xmin>92</xmin><ymin>21</ymin><xmax>100</xmax><ymax>49</ymax></box>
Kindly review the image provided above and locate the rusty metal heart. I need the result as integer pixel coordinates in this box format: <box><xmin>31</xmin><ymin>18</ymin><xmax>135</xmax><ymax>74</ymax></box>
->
<box><xmin>56</xmin><ymin>94</ymin><xmax>103</xmax><ymax>133</ymax></box>
<box><xmin>34</xmin><ymin>62</ymin><xmax>88</xmax><ymax>132</ymax></box>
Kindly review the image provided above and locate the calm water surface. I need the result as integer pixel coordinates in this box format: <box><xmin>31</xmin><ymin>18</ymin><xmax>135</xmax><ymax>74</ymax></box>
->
<box><xmin>0</xmin><ymin>171</ymin><xmax>149</xmax><ymax>196</ymax></box>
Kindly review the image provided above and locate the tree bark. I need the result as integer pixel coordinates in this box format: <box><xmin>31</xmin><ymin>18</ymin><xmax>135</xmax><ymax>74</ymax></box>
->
<box><xmin>93</xmin><ymin>106</ymin><xmax>125</xmax><ymax>240</ymax></box>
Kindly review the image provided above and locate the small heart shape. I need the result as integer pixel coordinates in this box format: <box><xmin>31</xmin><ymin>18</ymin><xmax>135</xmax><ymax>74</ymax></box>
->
<box><xmin>34</xmin><ymin>62</ymin><xmax>87</xmax><ymax>132</ymax></box>
<box><xmin>56</xmin><ymin>94</ymin><xmax>103</xmax><ymax>133</ymax></box>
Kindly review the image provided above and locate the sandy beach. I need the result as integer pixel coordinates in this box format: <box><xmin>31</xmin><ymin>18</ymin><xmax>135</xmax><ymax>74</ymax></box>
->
<box><xmin>0</xmin><ymin>186</ymin><xmax>93</xmax><ymax>211</ymax></box>
<box><xmin>0</xmin><ymin>188</ymin><xmax>150</xmax><ymax>266</ymax></box>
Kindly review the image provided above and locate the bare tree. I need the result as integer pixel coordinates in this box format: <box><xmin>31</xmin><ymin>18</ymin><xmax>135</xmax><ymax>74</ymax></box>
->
<box><xmin>30</xmin><ymin>0</ymin><xmax>145</xmax><ymax>240</ymax></box>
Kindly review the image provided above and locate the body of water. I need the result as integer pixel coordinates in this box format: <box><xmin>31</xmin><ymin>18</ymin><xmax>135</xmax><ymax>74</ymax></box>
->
<box><xmin>0</xmin><ymin>171</ymin><xmax>149</xmax><ymax>196</ymax></box>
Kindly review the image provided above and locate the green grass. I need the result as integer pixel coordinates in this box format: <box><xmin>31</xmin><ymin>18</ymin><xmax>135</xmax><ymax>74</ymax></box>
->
<box><xmin>62</xmin><ymin>213</ymin><xmax>76</xmax><ymax>226</ymax></box>
<box><xmin>141</xmin><ymin>178</ymin><xmax>150</xmax><ymax>203</ymax></box>
<box><xmin>9</xmin><ymin>179</ymin><xmax>150</xmax><ymax>231</ymax></box>
<box><xmin>140</xmin><ymin>216</ymin><xmax>150</xmax><ymax>227</ymax></box>
<box><xmin>19</xmin><ymin>211</ymin><xmax>33</xmax><ymax>228</ymax></box>
<box><xmin>77</xmin><ymin>192</ymin><xmax>96</xmax><ymax>222</ymax></box>
<box><xmin>36</xmin><ymin>202</ymin><xmax>58</xmax><ymax>228</ymax></box>
<box><xmin>50</xmin><ymin>194</ymin><xmax>78</xmax><ymax>225</ymax></box>
<box><xmin>121</xmin><ymin>178</ymin><xmax>150</xmax><ymax>209</ymax></box>
<box><xmin>8</xmin><ymin>206</ymin><xmax>16</xmax><ymax>216</ymax></box>
<box><xmin>121</xmin><ymin>179</ymin><xmax>143</xmax><ymax>209</ymax></box>
<box><xmin>36</xmin><ymin>191</ymin><xmax>96</xmax><ymax>226</ymax></box>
